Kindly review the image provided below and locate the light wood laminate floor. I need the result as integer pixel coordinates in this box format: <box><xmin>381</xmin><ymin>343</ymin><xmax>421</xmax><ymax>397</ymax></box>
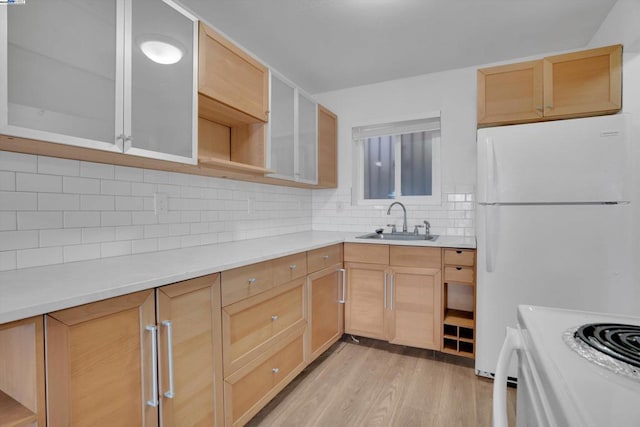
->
<box><xmin>247</xmin><ymin>337</ymin><xmax>516</xmax><ymax>427</ymax></box>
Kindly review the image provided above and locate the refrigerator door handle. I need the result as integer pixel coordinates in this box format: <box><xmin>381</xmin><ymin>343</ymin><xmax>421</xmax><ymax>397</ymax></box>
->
<box><xmin>487</xmin><ymin>137</ymin><xmax>496</xmax><ymax>203</ymax></box>
<box><xmin>485</xmin><ymin>205</ymin><xmax>498</xmax><ymax>272</ymax></box>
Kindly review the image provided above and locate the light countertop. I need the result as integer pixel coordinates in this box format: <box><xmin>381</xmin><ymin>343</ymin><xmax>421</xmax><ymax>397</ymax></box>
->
<box><xmin>0</xmin><ymin>231</ymin><xmax>475</xmax><ymax>324</ymax></box>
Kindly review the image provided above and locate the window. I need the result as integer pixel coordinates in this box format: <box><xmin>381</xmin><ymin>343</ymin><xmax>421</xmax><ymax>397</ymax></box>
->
<box><xmin>353</xmin><ymin>114</ymin><xmax>441</xmax><ymax>203</ymax></box>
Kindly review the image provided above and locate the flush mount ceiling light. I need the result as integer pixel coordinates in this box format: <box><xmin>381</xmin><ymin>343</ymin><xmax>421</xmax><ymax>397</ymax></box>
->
<box><xmin>137</xmin><ymin>35</ymin><xmax>185</xmax><ymax>65</ymax></box>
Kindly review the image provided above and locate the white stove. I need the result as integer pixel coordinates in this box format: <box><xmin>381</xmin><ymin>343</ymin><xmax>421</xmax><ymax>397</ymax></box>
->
<box><xmin>493</xmin><ymin>305</ymin><xmax>640</xmax><ymax>427</ymax></box>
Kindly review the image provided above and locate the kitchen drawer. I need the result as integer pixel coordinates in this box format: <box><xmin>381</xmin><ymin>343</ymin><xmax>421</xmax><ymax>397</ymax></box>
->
<box><xmin>272</xmin><ymin>252</ymin><xmax>307</xmax><ymax>286</ymax></box>
<box><xmin>307</xmin><ymin>244</ymin><xmax>343</xmax><ymax>273</ymax></box>
<box><xmin>224</xmin><ymin>333</ymin><xmax>305</xmax><ymax>426</ymax></box>
<box><xmin>443</xmin><ymin>249</ymin><xmax>475</xmax><ymax>267</ymax></box>
<box><xmin>221</xmin><ymin>261</ymin><xmax>273</xmax><ymax>306</ymax></box>
<box><xmin>343</xmin><ymin>243</ymin><xmax>388</xmax><ymax>265</ymax></box>
<box><xmin>389</xmin><ymin>246</ymin><xmax>441</xmax><ymax>268</ymax></box>
<box><xmin>222</xmin><ymin>279</ymin><xmax>305</xmax><ymax>375</ymax></box>
<box><xmin>444</xmin><ymin>266</ymin><xmax>475</xmax><ymax>284</ymax></box>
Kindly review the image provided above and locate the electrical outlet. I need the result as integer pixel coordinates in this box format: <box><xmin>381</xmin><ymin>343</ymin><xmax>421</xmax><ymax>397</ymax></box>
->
<box><xmin>247</xmin><ymin>197</ymin><xmax>255</xmax><ymax>215</ymax></box>
<box><xmin>154</xmin><ymin>193</ymin><xmax>168</xmax><ymax>215</ymax></box>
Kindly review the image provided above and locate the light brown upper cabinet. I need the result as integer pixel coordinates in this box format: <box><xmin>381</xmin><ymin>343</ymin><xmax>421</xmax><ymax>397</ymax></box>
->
<box><xmin>199</xmin><ymin>24</ymin><xmax>269</xmax><ymax>123</ymax></box>
<box><xmin>198</xmin><ymin>23</ymin><xmax>271</xmax><ymax>176</ymax></box>
<box><xmin>317</xmin><ymin>105</ymin><xmax>338</xmax><ymax>188</ymax></box>
<box><xmin>478</xmin><ymin>44</ymin><xmax>622</xmax><ymax>127</ymax></box>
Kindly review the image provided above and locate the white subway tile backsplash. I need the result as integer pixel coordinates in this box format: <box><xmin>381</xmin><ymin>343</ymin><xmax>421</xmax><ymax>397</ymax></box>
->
<box><xmin>131</xmin><ymin>182</ymin><xmax>155</xmax><ymax>196</ymax></box>
<box><xmin>0</xmin><ymin>151</ymin><xmax>314</xmax><ymax>271</ymax></box>
<box><xmin>63</xmin><ymin>176</ymin><xmax>101</xmax><ymax>194</ymax></box>
<box><xmin>144</xmin><ymin>224</ymin><xmax>169</xmax><ymax>239</ymax></box>
<box><xmin>132</xmin><ymin>238</ymin><xmax>158</xmax><ymax>254</ymax></box>
<box><xmin>0</xmin><ymin>251</ymin><xmax>17</xmax><ymax>271</ymax></box>
<box><xmin>38</xmin><ymin>193</ymin><xmax>80</xmax><ymax>211</ymax></box>
<box><xmin>81</xmin><ymin>227</ymin><xmax>115</xmax><ymax>244</ymax></box>
<box><xmin>0</xmin><ymin>171</ymin><xmax>15</xmax><ymax>191</ymax></box>
<box><xmin>143</xmin><ymin>169</ymin><xmax>169</xmax><ymax>184</ymax></box>
<box><xmin>101</xmin><ymin>212</ymin><xmax>132</xmax><ymax>227</ymax></box>
<box><xmin>101</xmin><ymin>240</ymin><xmax>132</xmax><ymax>258</ymax></box>
<box><xmin>38</xmin><ymin>157</ymin><xmax>79</xmax><ymax>176</ymax></box>
<box><xmin>180</xmin><ymin>211</ymin><xmax>200</xmax><ymax>223</ymax></box>
<box><xmin>16</xmin><ymin>173</ymin><xmax>62</xmax><ymax>193</ymax></box>
<box><xmin>17</xmin><ymin>247</ymin><xmax>63</xmax><ymax>269</ymax></box>
<box><xmin>169</xmin><ymin>223</ymin><xmax>190</xmax><ymax>236</ymax></box>
<box><xmin>0</xmin><ymin>151</ymin><xmax>37</xmax><ymax>173</ymax></box>
<box><xmin>101</xmin><ymin>180</ymin><xmax>132</xmax><ymax>196</ymax></box>
<box><xmin>0</xmin><ymin>212</ymin><xmax>16</xmax><ymax>231</ymax></box>
<box><xmin>40</xmin><ymin>228</ymin><xmax>82</xmax><ymax>247</ymax></box>
<box><xmin>17</xmin><ymin>212</ymin><xmax>63</xmax><ymax>230</ymax></box>
<box><xmin>132</xmin><ymin>211</ymin><xmax>157</xmax><ymax>225</ymax></box>
<box><xmin>64</xmin><ymin>212</ymin><xmax>101</xmax><ymax>228</ymax></box>
<box><xmin>158</xmin><ymin>236</ymin><xmax>181</xmax><ymax>251</ymax></box>
<box><xmin>114</xmin><ymin>166</ymin><xmax>143</xmax><ymax>182</ymax></box>
<box><xmin>80</xmin><ymin>161</ymin><xmax>114</xmax><ymax>179</ymax></box>
<box><xmin>115</xmin><ymin>196</ymin><xmax>144</xmax><ymax>211</ymax></box>
<box><xmin>0</xmin><ymin>230</ymin><xmax>39</xmax><ymax>250</ymax></box>
<box><xmin>115</xmin><ymin>225</ymin><xmax>144</xmax><ymax>241</ymax></box>
<box><xmin>63</xmin><ymin>244</ymin><xmax>101</xmax><ymax>263</ymax></box>
<box><xmin>80</xmin><ymin>194</ymin><xmax>115</xmax><ymax>211</ymax></box>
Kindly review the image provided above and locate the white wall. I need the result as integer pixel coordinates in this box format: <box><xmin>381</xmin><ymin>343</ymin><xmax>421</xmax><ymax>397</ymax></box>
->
<box><xmin>0</xmin><ymin>151</ymin><xmax>311</xmax><ymax>271</ymax></box>
<box><xmin>313</xmin><ymin>67</ymin><xmax>478</xmax><ymax>236</ymax></box>
<box><xmin>588</xmin><ymin>0</ymin><xmax>640</xmax><ymax>312</ymax></box>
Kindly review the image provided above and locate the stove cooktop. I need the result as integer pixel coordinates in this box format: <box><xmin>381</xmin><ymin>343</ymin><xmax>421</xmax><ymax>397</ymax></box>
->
<box><xmin>575</xmin><ymin>323</ymin><xmax>640</xmax><ymax>369</ymax></box>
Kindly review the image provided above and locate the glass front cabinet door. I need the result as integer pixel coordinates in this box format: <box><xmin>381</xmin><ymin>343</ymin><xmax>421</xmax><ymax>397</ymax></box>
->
<box><xmin>267</xmin><ymin>71</ymin><xmax>318</xmax><ymax>184</ymax></box>
<box><xmin>0</xmin><ymin>0</ymin><xmax>198</xmax><ymax>164</ymax></box>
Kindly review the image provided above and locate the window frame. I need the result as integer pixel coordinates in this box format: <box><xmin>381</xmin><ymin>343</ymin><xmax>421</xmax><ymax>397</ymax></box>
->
<box><xmin>352</xmin><ymin>111</ymin><xmax>442</xmax><ymax>206</ymax></box>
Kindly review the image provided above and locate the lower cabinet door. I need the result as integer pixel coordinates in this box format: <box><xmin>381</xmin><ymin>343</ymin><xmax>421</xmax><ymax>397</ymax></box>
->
<box><xmin>224</xmin><ymin>332</ymin><xmax>305</xmax><ymax>426</ymax></box>
<box><xmin>156</xmin><ymin>274</ymin><xmax>224</xmax><ymax>427</ymax></box>
<box><xmin>344</xmin><ymin>262</ymin><xmax>387</xmax><ymax>339</ymax></box>
<box><xmin>308</xmin><ymin>263</ymin><xmax>344</xmax><ymax>362</ymax></box>
<box><xmin>45</xmin><ymin>290</ymin><xmax>157</xmax><ymax>427</ymax></box>
<box><xmin>387</xmin><ymin>267</ymin><xmax>442</xmax><ymax>350</ymax></box>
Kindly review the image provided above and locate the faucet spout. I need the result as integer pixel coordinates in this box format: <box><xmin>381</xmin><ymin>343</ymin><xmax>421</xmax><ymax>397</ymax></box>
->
<box><xmin>386</xmin><ymin>202</ymin><xmax>408</xmax><ymax>233</ymax></box>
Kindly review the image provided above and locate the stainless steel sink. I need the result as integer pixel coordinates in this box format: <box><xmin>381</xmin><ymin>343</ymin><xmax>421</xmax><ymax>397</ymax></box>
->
<box><xmin>356</xmin><ymin>232</ymin><xmax>438</xmax><ymax>242</ymax></box>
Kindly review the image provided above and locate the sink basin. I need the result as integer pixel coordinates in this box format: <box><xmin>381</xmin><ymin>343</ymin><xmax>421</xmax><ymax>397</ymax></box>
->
<box><xmin>356</xmin><ymin>232</ymin><xmax>438</xmax><ymax>242</ymax></box>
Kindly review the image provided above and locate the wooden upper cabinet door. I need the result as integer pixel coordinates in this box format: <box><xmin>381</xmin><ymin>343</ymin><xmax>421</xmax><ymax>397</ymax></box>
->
<box><xmin>387</xmin><ymin>267</ymin><xmax>442</xmax><ymax>350</ymax></box>
<box><xmin>477</xmin><ymin>60</ymin><xmax>544</xmax><ymax>126</ymax></box>
<box><xmin>198</xmin><ymin>23</ymin><xmax>269</xmax><ymax>122</ymax></box>
<box><xmin>317</xmin><ymin>105</ymin><xmax>338</xmax><ymax>188</ymax></box>
<box><xmin>45</xmin><ymin>290</ymin><xmax>157</xmax><ymax>427</ymax></box>
<box><xmin>156</xmin><ymin>274</ymin><xmax>223</xmax><ymax>427</ymax></box>
<box><xmin>543</xmin><ymin>44</ymin><xmax>622</xmax><ymax>118</ymax></box>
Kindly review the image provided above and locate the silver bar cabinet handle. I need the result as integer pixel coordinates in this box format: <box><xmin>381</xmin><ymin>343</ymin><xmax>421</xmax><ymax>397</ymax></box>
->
<box><xmin>162</xmin><ymin>320</ymin><xmax>175</xmax><ymax>399</ymax></box>
<box><xmin>289</xmin><ymin>264</ymin><xmax>296</xmax><ymax>270</ymax></box>
<box><xmin>248</xmin><ymin>277</ymin><xmax>256</xmax><ymax>284</ymax></box>
<box><xmin>390</xmin><ymin>273</ymin><xmax>395</xmax><ymax>310</ymax></box>
<box><xmin>338</xmin><ymin>268</ymin><xmax>346</xmax><ymax>303</ymax></box>
<box><xmin>383</xmin><ymin>272</ymin><xmax>387</xmax><ymax>309</ymax></box>
<box><xmin>146</xmin><ymin>325</ymin><xmax>159</xmax><ymax>407</ymax></box>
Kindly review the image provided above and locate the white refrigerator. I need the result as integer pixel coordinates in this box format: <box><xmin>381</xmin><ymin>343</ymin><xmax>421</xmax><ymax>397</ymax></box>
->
<box><xmin>475</xmin><ymin>114</ymin><xmax>635</xmax><ymax>380</ymax></box>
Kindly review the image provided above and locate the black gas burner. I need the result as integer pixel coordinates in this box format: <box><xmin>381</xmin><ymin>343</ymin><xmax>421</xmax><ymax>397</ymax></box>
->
<box><xmin>575</xmin><ymin>323</ymin><xmax>640</xmax><ymax>369</ymax></box>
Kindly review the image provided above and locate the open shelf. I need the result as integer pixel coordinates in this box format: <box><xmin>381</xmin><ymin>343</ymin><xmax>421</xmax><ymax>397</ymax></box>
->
<box><xmin>444</xmin><ymin>309</ymin><xmax>474</xmax><ymax>328</ymax></box>
<box><xmin>198</xmin><ymin>156</ymin><xmax>273</xmax><ymax>176</ymax></box>
<box><xmin>0</xmin><ymin>317</ymin><xmax>45</xmax><ymax>427</ymax></box>
<box><xmin>0</xmin><ymin>390</ymin><xmax>37</xmax><ymax>427</ymax></box>
<box><xmin>442</xmin><ymin>248</ymin><xmax>476</xmax><ymax>359</ymax></box>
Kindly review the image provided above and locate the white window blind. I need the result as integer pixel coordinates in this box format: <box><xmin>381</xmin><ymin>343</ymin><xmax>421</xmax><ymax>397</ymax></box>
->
<box><xmin>352</xmin><ymin>116</ymin><xmax>440</xmax><ymax>140</ymax></box>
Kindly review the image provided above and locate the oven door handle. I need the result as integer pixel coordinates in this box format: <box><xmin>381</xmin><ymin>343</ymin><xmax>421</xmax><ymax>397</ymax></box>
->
<box><xmin>493</xmin><ymin>327</ymin><xmax>522</xmax><ymax>427</ymax></box>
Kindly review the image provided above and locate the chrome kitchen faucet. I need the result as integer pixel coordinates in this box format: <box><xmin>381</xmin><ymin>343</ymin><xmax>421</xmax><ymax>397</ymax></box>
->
<box><xmin>386</xmin><ymin>202</ymin><xmax>408</xmax><ymax>233</ymax></box>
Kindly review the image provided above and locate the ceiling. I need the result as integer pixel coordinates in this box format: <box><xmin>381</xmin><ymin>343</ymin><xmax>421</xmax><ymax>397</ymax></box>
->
<box><xmin>180</xmin><ymin>0</ymin><xmax>617</xmax><ymax>94</ymax></box>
